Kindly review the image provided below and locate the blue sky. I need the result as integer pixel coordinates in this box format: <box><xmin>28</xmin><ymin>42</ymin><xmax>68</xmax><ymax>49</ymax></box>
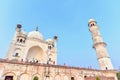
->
<box><xmin>0</xmin><ymin>0</ymin><xmax>120</xmax><ymax>69</ymax></box>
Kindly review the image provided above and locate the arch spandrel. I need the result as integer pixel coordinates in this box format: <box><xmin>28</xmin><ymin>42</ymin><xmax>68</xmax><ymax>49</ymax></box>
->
<box><xmin>19</xmin><ymin>73</ymin><xmax>30</xmax><ymax>80</ymax></box>
<box><xmin>55</xmin><ymin>75</ymin><xmax>61</xmax><ymax>80</ymax></box>
<box><xmin>43</xmin><ymin>74</ymin><xmax>53</xmax><ymax>80</ymax></box>
<box><xmin>77</xmin><ymin>75</ymin><xmax>83</xmax><ymax>80</ymax></box>
<box><xmin>63</xmin><ymin>75</ymin><xmax>69</xmax><ymax>80</ymax></box>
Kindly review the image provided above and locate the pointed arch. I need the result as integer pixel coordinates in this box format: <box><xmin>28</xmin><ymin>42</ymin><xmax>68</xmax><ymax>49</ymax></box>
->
<box><xmin>26</xmin><ymin>46</ymin><xmax>44</xmax><ymax>62</ymax></box>
<box><xmin>2</xmin><ymin>72</ymin><xmax>17</xmax><ymax>80</ymax></box>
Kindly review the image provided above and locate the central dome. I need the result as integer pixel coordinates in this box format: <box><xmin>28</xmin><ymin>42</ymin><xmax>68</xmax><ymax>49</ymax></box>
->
<box><xmin>28</xmin><ymin>31</ymin><xmax>43</xmax><ymax>40</ymax></box>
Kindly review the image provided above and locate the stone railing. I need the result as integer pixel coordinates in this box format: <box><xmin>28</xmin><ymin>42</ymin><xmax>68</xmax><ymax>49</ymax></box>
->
<box><xmin>0</xmin><ymin>58</ymin><xmax>116</xmax><ymax>72</ymax></box>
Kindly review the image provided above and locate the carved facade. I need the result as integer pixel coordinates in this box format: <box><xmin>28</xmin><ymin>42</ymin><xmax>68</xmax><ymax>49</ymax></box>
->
<box><xmin>0</xmin><ymin>19</ymin><xmax>117</xmax><ymax>80</ymax></box>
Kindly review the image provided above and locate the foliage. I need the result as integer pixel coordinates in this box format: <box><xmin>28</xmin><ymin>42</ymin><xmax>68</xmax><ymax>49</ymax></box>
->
<box><xmin>33</xmin><ymin>76</ymin><xmax>39</xmax><ymax>80</ymax></box>
<box><xmin>96</xmin><ymin>76</ymin><xmax>100</xmax><ymax>80</ymax></box>
<box><xmin>117</xmin><ymin>72</ymin><xmax>120</xmax><ymax>80</ymax></box>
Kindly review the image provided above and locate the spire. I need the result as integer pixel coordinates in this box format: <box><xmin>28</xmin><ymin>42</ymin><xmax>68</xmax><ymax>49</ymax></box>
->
<box><xmin>36</xmin><ymin>25</ymin><xmax>38</xmax><ymax>31</ymax></box>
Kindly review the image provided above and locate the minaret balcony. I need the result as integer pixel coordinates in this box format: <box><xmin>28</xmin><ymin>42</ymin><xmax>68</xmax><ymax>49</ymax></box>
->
<box><xmin>93</xmin><ymin>42</ymin><xmax>107</xmax><ymax>48</ymax></box>
<box><xmin>97</xmin><ymin>56</ymin><xmax>110</xmax><ymax>60</ymax></box>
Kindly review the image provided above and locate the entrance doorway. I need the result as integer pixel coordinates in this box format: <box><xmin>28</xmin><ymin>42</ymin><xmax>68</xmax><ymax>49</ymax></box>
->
<box><xmin>4</xmin><ymin>76</ymin><xmax>13</xmax><ymax>80</ymax></box>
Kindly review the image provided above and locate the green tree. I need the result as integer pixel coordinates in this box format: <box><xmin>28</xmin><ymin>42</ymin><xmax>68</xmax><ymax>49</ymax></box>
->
<box><xmin>96</xmin><ymin>76</ymin><xmax>100</xmax><ymax>80</ymax></box>
<box><xmin>33</xmin><ymin>76</ymin><xmax>39</xmax><ymax>80</ymax></box>
<box><xmin>117</xmin><ymin>72</ymin><xmax>120</xmax><ymax>80</ymax></box>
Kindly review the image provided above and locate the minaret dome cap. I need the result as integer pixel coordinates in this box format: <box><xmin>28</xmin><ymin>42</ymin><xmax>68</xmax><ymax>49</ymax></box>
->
<box><xmin>17</xmin><ymin>24</ymin><xmax>22</xmax><ymax>28</ymax></box>
<box><xmin>88</xmin><ymin>18</ymin><xmax>97</xmax><ymax>24</ymax></box>
<box><xmin>54</xmin><ymin>35</ymin><xmax>58</xmax><ymax>40</ymax></box>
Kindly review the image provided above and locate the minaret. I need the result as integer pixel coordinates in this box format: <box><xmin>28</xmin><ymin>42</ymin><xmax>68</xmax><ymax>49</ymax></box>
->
<box><xmin>88</xmin><ymin>19</ymin><xmax>114</xmax><ymax>70</ymax></box>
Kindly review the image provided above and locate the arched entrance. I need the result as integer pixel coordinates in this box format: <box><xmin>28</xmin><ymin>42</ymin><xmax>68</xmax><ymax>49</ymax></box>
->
<box><xmin>27</xmin><ymin>46</ymin><xmax>44</xmax><ymax>63</ymax></box>
<box><xmin>2</xmin><ymin>72</ymin><xmax>17</xmax><ymax>80</ymax></box>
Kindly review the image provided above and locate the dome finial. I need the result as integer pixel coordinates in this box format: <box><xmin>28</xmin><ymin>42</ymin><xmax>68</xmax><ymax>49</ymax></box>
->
<box><xmin>36</xmin><ymin>25</ymin><xmax>38</xmax><ymax>31</ymax></box>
